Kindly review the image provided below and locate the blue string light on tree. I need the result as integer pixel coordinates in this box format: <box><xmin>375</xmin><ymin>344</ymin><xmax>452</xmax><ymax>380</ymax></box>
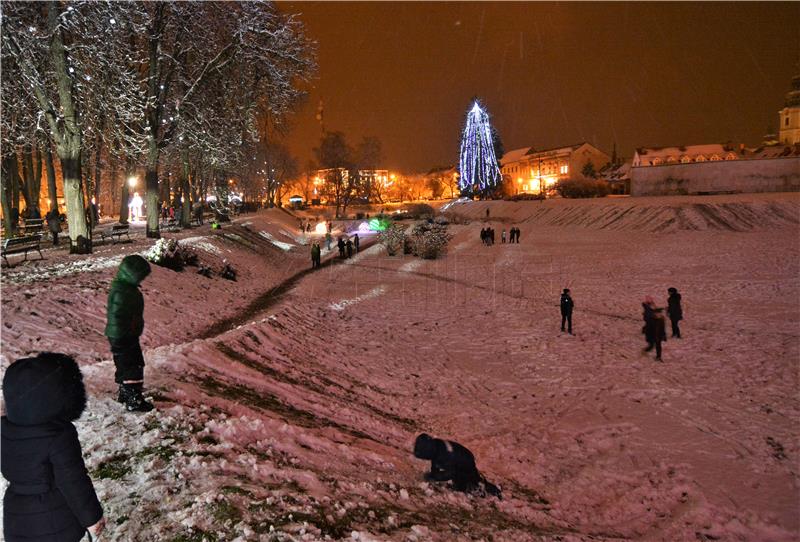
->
<box><xmin>458</xmin><ymin>100</ymin><xmax>501</xmax><ymax>195</ymax></box>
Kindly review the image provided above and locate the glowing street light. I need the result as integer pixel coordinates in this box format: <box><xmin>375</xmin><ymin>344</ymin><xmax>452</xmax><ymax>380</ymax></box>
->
<box><xmin>127</xmin><ymin>176</ymin><xmax>138</xmax><ymax>188</ymax></box>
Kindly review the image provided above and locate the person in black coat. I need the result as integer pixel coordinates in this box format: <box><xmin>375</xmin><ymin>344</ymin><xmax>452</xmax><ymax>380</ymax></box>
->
<box><xmin>560</xmin><ymin>288</ymin><xmax>574</xmax><ymax>334</ymax></box>
<box><xmin>1</xmin><ymin>353</ymin><xmax>105</xmax><ymax>542</ymax></box>
<box><xmin>647</xmin><ymin>309</ymin><xmax>667</xmax><ymax>361</ymax></box>
<box><xmin>667</xmin><ymin>287</ymin><xmax>683</xmax><ymax>338</ymax></box>
<box><xmin>46</xmin><ymin>209</ymin><xmax>61</xmax><ymax>246</ymax></box>
<box><xmin>353</xmin><ymin>233</ymin><xmax>360</xmax><ymax>253</ymax></box>
<box><xmin>337</xmin><ymin>237</ymin><xmax>345</xmax><ymax>258</ymax></box>
<box><xmin>413</xmin><ymin>433</ymin><xmax>501</xmax><ymax>498</ymax></box>
<box><xmin>346</xmin><ymin>239</ymin><xmax>354</xmax><ymax>258</ymax></box>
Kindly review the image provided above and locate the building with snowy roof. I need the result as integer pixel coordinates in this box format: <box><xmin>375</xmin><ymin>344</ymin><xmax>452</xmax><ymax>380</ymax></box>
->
<box><xmin>500</xmin><ymin>143</ymin><xmax>610</xmax><ymax>194</ymax></box>
<box><xmin>631</xmin><ymin>143</ymin><xmax>800</xmax><ymax>196</ymax></box>
<box><xmin>779</xmin><ymin>74</ymin><xmax>800</xmax><ymax>145</ymax></box>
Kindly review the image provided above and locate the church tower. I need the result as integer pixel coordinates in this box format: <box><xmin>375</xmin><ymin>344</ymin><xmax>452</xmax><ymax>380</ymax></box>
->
<box><xmin>778</xmin><ymin>74</ymin><xmax>800</xmax><ymax>145</ymax></box>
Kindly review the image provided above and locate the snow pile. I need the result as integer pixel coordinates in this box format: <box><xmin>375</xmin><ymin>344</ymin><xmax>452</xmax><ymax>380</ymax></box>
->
<box><xmin>259</xmin><ymin>231</ymin><xmax>295</xmax><ymax>251</ymax></box>
<box><xmin>2</xmin><ymin>254</ymin><xmax>125</xmax><ymax>284</ymax></box>
<box><xmin>181</xmin><ymin>236</ymin><xmax>222</xmax><ymax>255</ymax></box>
<box><xmin>328</xmin><ymin>285</ymin><xmax>386</xmax><ymax>311</ymax></box>
<box><xmin>439</xmin><ymin>197</ymin><xmax>472</xmax><ymax>212</ymax></box>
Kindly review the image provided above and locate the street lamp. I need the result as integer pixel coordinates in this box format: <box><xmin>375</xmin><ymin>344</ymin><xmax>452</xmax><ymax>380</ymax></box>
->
<box><xmin>127</xmin><ymin>176</ymin><xmax>137</xmax><ymax>188</ymax></box>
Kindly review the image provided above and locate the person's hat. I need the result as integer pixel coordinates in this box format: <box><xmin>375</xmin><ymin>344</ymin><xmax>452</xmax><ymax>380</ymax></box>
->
<box><xmin>563</xmin><ymin>288</ymin><xmax>570</xmax><ymax>293</ymax></box>
<box><xmin>668</xmin><ymin>287</ymin><xmax>677</xmax><ymax>294</ymax></box>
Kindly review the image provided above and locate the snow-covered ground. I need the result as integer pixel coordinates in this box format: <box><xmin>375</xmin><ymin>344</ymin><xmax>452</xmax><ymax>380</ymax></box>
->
<box><xmin>1</xmin><ymin>195</ymin><xmax>798</xmax><ymax>541</ymax></box>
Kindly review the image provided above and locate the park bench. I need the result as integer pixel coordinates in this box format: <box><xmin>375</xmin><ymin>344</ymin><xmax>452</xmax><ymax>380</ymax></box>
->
<box><xmin>99</xmin><ymin>223</ymin><xmax>131</xmax><ymax>244</ymax></box>
<box><xmin>2</xmin><ymin>234</ymin><xmax>43</xmax><ymax>265</ymax></box>
<box><xmin>160</xmin><ymin>218</ymin><xmax>180</xmax><ymax>232</ymax></box>
<box><xmin>22</xmin><ymin>218</ymin><xmax>45</xmax><ymax>236</ymax></box>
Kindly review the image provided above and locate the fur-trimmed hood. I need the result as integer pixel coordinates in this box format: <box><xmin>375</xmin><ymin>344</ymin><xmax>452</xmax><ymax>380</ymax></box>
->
<box><xmin>2</xmin><ymin>353</ymin><xmax>87</xmax><ymax>425</ymax></box>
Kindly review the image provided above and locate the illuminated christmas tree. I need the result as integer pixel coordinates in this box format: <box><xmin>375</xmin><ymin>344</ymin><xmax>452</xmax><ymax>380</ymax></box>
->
<box><xmin>458</xmin><ymin>100</ymin><xmax>502</xmax><ymax>195</ymax></box>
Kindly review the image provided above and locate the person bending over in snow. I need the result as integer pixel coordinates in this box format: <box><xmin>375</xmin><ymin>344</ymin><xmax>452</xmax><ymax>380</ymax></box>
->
<box><xmin>1</xmin><ymin>353</ymin><xmax>106</xmax><ymax>542</ymax></box>
<box><xmin>413</xmin><ymin>433</ymin><xmax>501</xmax><ymax>498</ymax></box>
<box><xmin>105</xmin><ymin>254</ymin><xmax>154</xmax><ymax>412</ymax></box>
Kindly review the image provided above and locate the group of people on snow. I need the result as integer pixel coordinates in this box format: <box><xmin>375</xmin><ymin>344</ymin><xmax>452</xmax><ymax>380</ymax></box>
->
<box><xmin>481</xmin><ymin>225</ymin><xmax>522</xmax><ymax>245</ymax></box>
<box><xmin>558</xmin><ymin>287</ymin><xmax>683</xmax><ymax>363</ymax></box>
<box><xmin>641</xmin><ymin>287</ymin><xmax>683</xmax><ymax>362</ymax></box>
<box><xmin>336</xmin><ymin>234</ymin><xmax>359</xmax><ymax>259</ymax></box>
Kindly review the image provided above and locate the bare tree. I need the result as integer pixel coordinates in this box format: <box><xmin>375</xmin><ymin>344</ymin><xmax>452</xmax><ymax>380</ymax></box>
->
<box><xmin>314</xmin><ymin>131</ymin><xmax>355</xmax><ymax>218</ymax></box>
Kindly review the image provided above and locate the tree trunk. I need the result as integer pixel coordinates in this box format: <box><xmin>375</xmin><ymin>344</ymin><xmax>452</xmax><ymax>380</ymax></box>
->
<box><xmin>109</xmin><ymin>158</ymin><xmax>117</xmax><ymax>215</ymax></box>
<box><xmin>44</xmin><ymin>143</ymin><xmax>57</xmax><ymax>213</ymax></box>
<box><xmin>119</xmin><ymin>159</ymin><xmax>133</xmax><ymax>224</ymax></box>
<box><xmin>93</xmin><ymin>138</ymin><xmax>102</xmax><ymax>208</ymax></box>
<box><xmin>180</xmin><ymin>149</ymin><xmax>192</xmax><ymax>227</ymax></box>
<box><xmin>145</xmin><ymin>167</ymin><xmax>160</xmax><ymax>238</ymax></box>
<box><xmin>10</xmin><ymin>152</ymin><xmax>20</xmax><ymax>214</ymax></box>
<box><xmin>20</xmin><ymin>145</ymin><xmax>35</xmax><ymax>215</ymax></box>
<box><xmin>59</xmin><ymin>147</ymin><xmax>90</xmax><ymax>253</ymax></box>
<box><xmin>1</xmin><ymin>155</ymin><xmax>16</xmax><ymax>233</ymax></box>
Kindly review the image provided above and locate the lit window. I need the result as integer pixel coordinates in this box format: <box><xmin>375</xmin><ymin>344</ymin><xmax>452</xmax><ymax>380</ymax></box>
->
<box><xmin>695</xmin><ymin>155</ymin><xmax>706</xmax><ymax>162</ymax></box>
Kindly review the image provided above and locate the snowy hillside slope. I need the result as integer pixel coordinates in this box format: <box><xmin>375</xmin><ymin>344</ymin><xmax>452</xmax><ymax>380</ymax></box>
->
<box><xmin>1</xmin><ymin>199</ymin><xmax>798</xmax><ymax>541</ymax></box>
<box><xmin>442</xmin><ymin>193</ymin><xmax>800</xmax><ymax>232</ymax></box>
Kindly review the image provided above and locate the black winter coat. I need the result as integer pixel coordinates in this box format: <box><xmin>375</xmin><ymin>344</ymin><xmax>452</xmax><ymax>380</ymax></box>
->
<box><xmin>667</xmin><ymin>292</ymin><xmax>683</xmax><ymax>321</ymax></box>
<box><xmin>2</xmin><ymin>354</ymin><xmax>103</xmax><ymax>542</ymax></box>
<box><xmin>560</xmin><ymin>293</ymin><xmax>574</xmax><ymax>315</ymax></box>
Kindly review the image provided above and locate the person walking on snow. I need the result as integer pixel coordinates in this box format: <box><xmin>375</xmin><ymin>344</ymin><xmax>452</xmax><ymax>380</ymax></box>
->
<box><xmin>325</xmin><ymin>232</ymin><xmax>333</xmax><ymax>251</ymax></box>
<box><xmin>667</xmin><ymin>287</ymin><xmax>683</xmax><ymax>338</ymax></box>
<box><xmin>346</xmin><ymin>239</ymin><xmax>354</xmax><ymax>258</ymax></box>
<box><xmin>501</xmin><ymin>229</ymin><xmax>506</xmax><ymax>243</ymax></box>
<box><xmin>46</xmin><ymin>208</ymin><xmax>61</xmax><ymax>246</ymax></box>
<box><xmin>1</xmin><ymin>353</ymin><xmax>106</xmax><ymax>542</ymax></box>
<box><xmin>647</xmin><ymin>308</ymin><xmax>667</xmax><ymax>361</ymax></box>
<box><xmin>560</xmin><ymin>288</ymin><xmax>574</xmax><ymax>334</ymax></box>
<box><xmin>105</xmin><ymin>255</ymin><xmax>154</xmax><ymax>412</ymax></box>
<box><xmin>353</xmin><ymin>233</ymin><xmax>360</xmax><ymax>253</ymax></box>
<box><xmin>311</xmin><ymin>242</ymin><xmax>321</xmax><ymax>269</ymax></box>
<box><xmin>515</xmin><ymin>227</ymin><xmax>521</xmax><ymax>244</ymax></box>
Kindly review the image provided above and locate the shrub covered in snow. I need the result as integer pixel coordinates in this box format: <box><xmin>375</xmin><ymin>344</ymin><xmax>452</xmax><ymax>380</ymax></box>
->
<box><xmin>378</xmin><ymin>223</ymin><xmax>406</xmax><ymax>256</ymax></box>
<box><xmin>144</xmin><ymin>239</ymin><xmax>199</xmax><ymax>271</ymax></box>
<box><xmin>410</xmin><ymin>221</ymin><xmax>452</xmax><ymax>259</ymax></box>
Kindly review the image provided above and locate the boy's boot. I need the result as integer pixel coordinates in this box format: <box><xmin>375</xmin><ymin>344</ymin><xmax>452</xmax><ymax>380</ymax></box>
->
<box><xmin>120</xmin><ymin>383</ymin><xmax>154</xmax><ymax>412</ymax></box>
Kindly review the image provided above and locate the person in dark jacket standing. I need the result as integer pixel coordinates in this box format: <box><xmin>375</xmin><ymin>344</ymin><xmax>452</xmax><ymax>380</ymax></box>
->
<box><xmin>337</xmin><ymin>237</ymin><xmax>345</xmax><ymax>258</ymax></box>
<box><xmin>346</xmin><ymin>238</ymin><xmax>354</xmax><ymax>258</ymax></box>
<box><xmin>311</xmin><ymin>242</ymin><xmax>321</xmax><ymax>269</ymax></box>
<box><xmin>667</xmin><ymin>287</ymin><xmax>683</xmax><ymax>338</ymax></box>
<box><xmin>45</xmin><ymin>209</ymin><xmax>61</xmax><ymax>246</ymax></box>
<box><xmin>353</xmin><ymin>233</ymin><xmax>360</xmax><ymax>253</ymax></box>
<box><xmin>1</xmin><ymin>353</ymin><xmax>105</xmax><ymax>542</ymax></box>
<box><xmin>560</xmin><ymin>288</ymin><xmax>574</xmax><ymax>334</ymax></box>
<box><xmin>105</xmin><ymin>254</ymin><xmax>154</xmax><ymax>412</ymax></box>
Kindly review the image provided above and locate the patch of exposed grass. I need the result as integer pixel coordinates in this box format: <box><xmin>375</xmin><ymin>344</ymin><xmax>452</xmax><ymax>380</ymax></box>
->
<box><xmin>211</xmin><ymin>499</ymin><xmax>242</xmax><ymax>525</ymax></box>
<box><xmin>168</xmin><ymin>528</ymin><xmax>218</xmax><ymax>542</ymax></box>
<box><xmin>92</xmin><ymin>454</ymin><xmax>132</xmax><ymax>480</ymax></box>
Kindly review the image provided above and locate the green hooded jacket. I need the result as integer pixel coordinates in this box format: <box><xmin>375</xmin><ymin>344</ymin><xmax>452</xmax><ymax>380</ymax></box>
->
<box><xmin>104</xmin><ymin>255</ymin><xmax>151</xmax><ymax>339</ymax></box>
